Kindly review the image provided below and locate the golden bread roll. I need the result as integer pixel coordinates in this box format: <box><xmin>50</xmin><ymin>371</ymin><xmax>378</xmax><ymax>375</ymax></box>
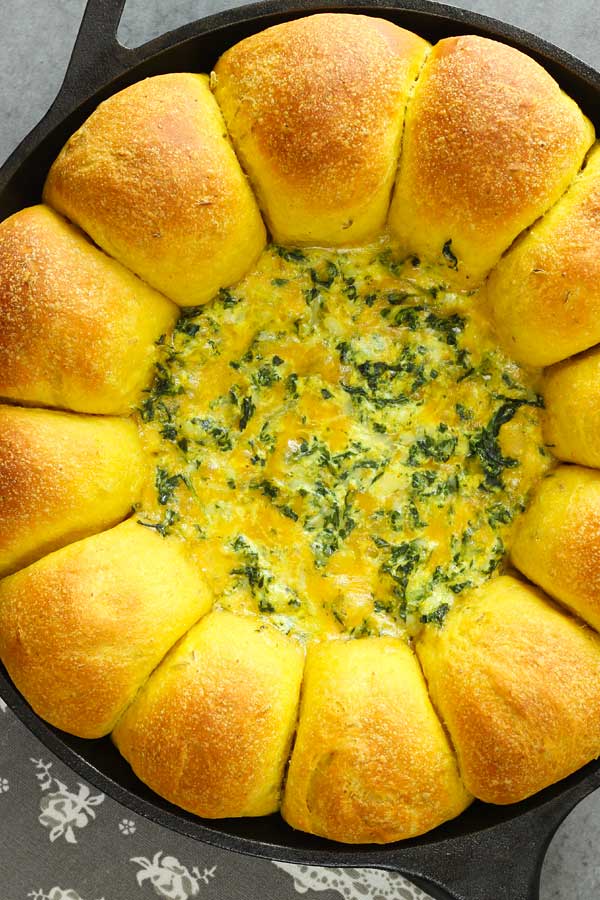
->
<box><xmin>0</xmin><ymin>205</ymin><xmax>176</xmax><ymax>414</ymax></box>
<box><xmin>487</xmin><ymin>143</ymin><xmax>600</xmax><ymax>366</ymax></box>
<box><xmin>417</xmin><ymin>575</ymin><xmax>600</xmax><ymax>804</ymax></box>
<box><xmin>389</xmin><ymin>35</ymin><xmax>594</xmax><ymax>287</ymax></box>
<box><xmin>44</xmin><ymin>74</ymin><xmax>266</xmax><ymax>307</ymax></box>
<box><xmin>113</xmin><ymin>611</ymin><xmax>304</xmax><ymax>817</ymax></box>
<box><xmin>213</xmin><ymin>14</ymin><xmax>429</xmax><ymax>245</ymax></box>
<box><xmin>0</xmin><ymin>520</ymin><xmax>211</xmax><ymax>738</ymax></box>
<box><xmin>544</xmin><ymin>347</ymin><xmax>600</xmax><ymax>467</ymax></box>
<box><xmin>511</xmin><ymin>466</ymin><xmax>600</xmax><ymax>631</ymax></box>
<box><xmin>281</xmin><ymin>637</ymin><xmax>470</xmax><ymax>843</ymax></box>
<box><xmin>0</xmin><ymin>405</ymin><xmax>146</xmax><ymax>577</ymax></box>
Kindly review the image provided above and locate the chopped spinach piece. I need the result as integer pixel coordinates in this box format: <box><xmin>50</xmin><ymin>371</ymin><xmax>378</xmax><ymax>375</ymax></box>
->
<box><xmin>310</xmin><ymin>260</ymin><xmax>338</xmax><ymax>288</ymax></box>
<box><xmin>218</xmin><ymin>288</ymin><xmax>240</xmax><ymax>308</ymax></box>
<box><xmin>153</xmin><ymin>363</ymin><xmax>183</xmax><ymax>397</ymax></box>
<box><xmin>137</xmin><ymin>507</ymin><xmax>178</xmax><ymax>537</ymax></box>
<box><xmin>420</xmin><ymin>603</ymin><xmax>451</xmax><ymax>625</ymax></box>
<box><xmin>155</xmin><ymin>467</ymin><xmax>182</xmax><ymax>506</ymax></box>
<box><xmin>239</xmin><ymin>396</ymin><xmax>256</xmax><ymax>431</ymax></box>
<box><xmin>442</xmin><ymin>240</ymin><xmax>458</xmax><ymax>269</ymax></box>
<box><xmin>252</xmin><ymin>364</ymin><xmax>281</xmax><ymax>388</ymax></box>
<box><xmin>468</xmin><ymin>399</ymin><xmax>540</xmax><ymax>489</ymax></box>
<box><xmin>175</xmin><ymin>318</ymin><xmax>200</xmax><ymax>338</ymax></box>
<box><xmin>274</xmin><ymin>246</ymin><xmax>306</xmax><ymax>263</ymax></box>
<box><xmin>192</xmin><ymin>416</ymin><xmax>233</xmax><ymax>451</ymax></box>
<box><xmin>408</xmin><ymin>428</ymin><xmax>458</xmax><ymax>466</ymax></box>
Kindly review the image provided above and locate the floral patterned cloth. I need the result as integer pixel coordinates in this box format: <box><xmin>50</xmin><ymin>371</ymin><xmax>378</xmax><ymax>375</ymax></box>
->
<box><xmin>0</xmin><ymin>695</ymin><xmax>431</xmax><ymax>900</ymax></box>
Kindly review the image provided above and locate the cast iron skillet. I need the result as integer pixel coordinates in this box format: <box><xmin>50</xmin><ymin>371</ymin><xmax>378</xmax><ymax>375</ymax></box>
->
<box><xmin>1</xmin><ymin>2</ymin><xmax>600</xmax><ymax>898</ymax></box>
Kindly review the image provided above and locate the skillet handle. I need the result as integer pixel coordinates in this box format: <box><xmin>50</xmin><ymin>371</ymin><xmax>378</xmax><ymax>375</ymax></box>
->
<box><xmin>53</xmin><ymin>0</ymin><xmax>130</xmax><ymax>114</ymax></box>
<box><xmin>0</xmin><ymin>0</ymin><xmax>132</xmax><ymax>204</ymax></box>
<box><xmin>377</xmin><ymin>768</ymin><xmax>600</xmax><ymax>900</ymax></box>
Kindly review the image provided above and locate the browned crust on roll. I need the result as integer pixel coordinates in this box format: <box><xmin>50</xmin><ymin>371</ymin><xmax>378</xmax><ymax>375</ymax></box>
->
<box><xmin>213</xmin><ymin>14</ymin><xmax>429</xmax><ymax>244</ymax></box>
<box><xmin>113</xmin><ymin>611</ymin><xmax>304</xmax><ymax>817</ymax></box>
<box><xmin>390</xmin><ymin>34</ymin><xmax>594</xmax><ymax>285</ymax></box>
<box><xmin>487</xmin><ymin>143</ymin><xmax>600</xmax><ymax>367</ymax></box>
<box><xmin>511</xmin><ymin>465</ymin><xmax>600</xmax><ymax>632</ymax></box>
<box><xmin>0</xmin><ymin>520</ymin><xmax>212</xmax><ymax>738</ymax></box>
<box><xmin>417</xmin><ymin>575</ymin><xmax>600</xmax><ymax>804</ymax></box>
<box><xmin>0</xmin><ymin>405</ymin><xmax>147</xmax><ymax>577</ymax></box>
<box><xmin>44</xmin><ymin>74</ymin><xmax>266</xmax><ymax>306</ymax></box>
<box><xmin>543</xmin><ymin>345</ymin><xmax>600</xmax><ymax>467</ymax></box>
<box><xmin>0</xmin><ymin>205</ymin><xmax>177</xmax><ymax>414</ymax></box>
<box><xmin>281</xmin><ymin>637</ymin><xmax>470</xmax><ymax>843</ymax></box>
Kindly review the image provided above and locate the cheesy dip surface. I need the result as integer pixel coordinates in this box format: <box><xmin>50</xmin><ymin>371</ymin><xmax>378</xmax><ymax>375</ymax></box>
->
<box><xmin>135</xmin><ymin>239</ymin><xmax>551</xmax><ymax>642</ymax></box>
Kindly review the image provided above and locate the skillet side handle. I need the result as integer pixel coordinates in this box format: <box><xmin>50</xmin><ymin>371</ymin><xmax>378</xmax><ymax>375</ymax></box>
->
<box><xmin>0</xmin><ymin>0</ymin><xmax>132</xmax><ymax>202</ymax></box>
<box><xmin>377</xmin><ymin>768</ymin><xmax>600</xmax><ymax>900</ymax></box>
<box><xmin>53</xmin><ymin>0</ymin><xmax>130</xmax><ymax>115</ymax></box>
<box><xmin>0</xmin><ymin>0</ymin><xmax>131</xmax><ymax>204</ymax></box>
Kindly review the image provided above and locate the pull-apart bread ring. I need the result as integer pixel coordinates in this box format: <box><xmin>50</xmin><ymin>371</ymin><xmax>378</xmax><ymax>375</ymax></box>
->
<box><xmin>0</xmin><ymin>405</ymin><xmax>145</xmax><ymax>577</ymax></box>
<box><xmin>488</xmin><ymin>143</ymin><xmax>600</xmax><ymax>366</ymax></box>
<box><xmin>0</xmin><ymin>205</ymin><xmax>177</xmax><ymax>413</ymax></box>
<box><xmin>2</xmin><ymin>12</ymin><xmax>600</xmax><ymax>847</ymax></box>
<box><xmin>213</xmin><ymin>14</ymin><xmax>429</xmax><ymax>245</ymax></box>
<box><xmin>417</xmin><ymin>576</ymin><xmax>600</xmax><ymax>804</ymax></box>
<box><xmin>44</xmin><ymin>74</ymin><xmax>266</xmax><ymax>306</ymax></box>
<box><xmin>113</xmin><ymin>611</ymin><xmax>304</xmax><ymax>818</ymax></box>
<box><xmin>389</xmin><ymin>35</ymin><xmax>594</xmax><ymax>287</ymax></box>
<box><xmin>511</xmin><ymin>466</ymin><xmax>600</xmax><ymax>633</ymax></box>
<box><xmin>281</xmin><ymin>637</ymin><xmax>471</xmax><ymax>843</ymax></box>
<box><xmin>0</xmin><ymin>520</ymin><xmax>212</xmax><ymax>738</ymax></box>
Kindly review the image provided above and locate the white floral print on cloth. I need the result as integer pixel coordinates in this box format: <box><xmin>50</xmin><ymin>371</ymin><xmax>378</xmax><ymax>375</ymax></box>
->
<box><xmin>0</xmin><ymin>775</ymin><xmax>9</xmax><ymax>792</ymax></box>
<box><xmin>272</xmin><ymin>863</ymin><xmax>434</xmax><ymax>900</ymax></box>
<box><xmin>0</xmin><ymin>695</ymin><xmax>7</xmax><ymax>713</ymax></box>
<box><xmin>31</xmin><ymin>758</ymin><xmax>105</xmax><ymax>844</ymax></box>
<box><xmin>131</xmin><ymin>851</ymin><xmax>217</xmax><ymax>900</ymax></box>
<box><xmin>27</xmin><ymin>889</ymin><xmax>105</xmax><ymax>900</ymax></box>
<box><xmin>119</xmin><ymin>817</ymin><xmax>137</xmax><ymax>835</ymax></box>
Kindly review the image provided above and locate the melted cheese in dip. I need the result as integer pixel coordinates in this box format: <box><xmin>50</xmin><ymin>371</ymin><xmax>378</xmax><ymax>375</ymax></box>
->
<box><xmin>135</xmin><ymin>239</ymin><xmax>551</xmax><ymax>642</ymax></box>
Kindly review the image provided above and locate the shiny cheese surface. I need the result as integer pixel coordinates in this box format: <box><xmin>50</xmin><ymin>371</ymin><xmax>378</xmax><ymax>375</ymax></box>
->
<box><xmin>134</xmin><ymin>239</ymin><xmax>551</xmax><ymax>641</ymax></box>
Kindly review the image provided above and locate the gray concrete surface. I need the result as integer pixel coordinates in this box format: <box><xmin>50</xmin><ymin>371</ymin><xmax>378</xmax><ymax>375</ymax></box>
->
<box><xmin>1</xmin><ymin>1</ymin><xmax>600</xmax><ymax>897</ymax></box>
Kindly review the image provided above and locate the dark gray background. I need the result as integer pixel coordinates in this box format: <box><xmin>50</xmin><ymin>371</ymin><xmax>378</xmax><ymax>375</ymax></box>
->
<box><xmin>1</xmin><ymin>1</ymin><xmax>599</xmax><ymax>898</ymax></box>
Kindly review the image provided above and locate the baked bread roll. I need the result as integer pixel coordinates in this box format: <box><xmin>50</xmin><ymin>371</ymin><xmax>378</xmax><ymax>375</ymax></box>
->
<box><xmin>44</xmin><ymin>74</ymin><xmax>266</xmax><ymax>307</ymax></box>
<box><xmin>112</xmin><ymin>611</ymin><xmax>304</xmax><ymax>818</ymax></box>
<box><xmin>0</xmin><ymin>405</ymin><xmax>145</xmax><ymax>577</ymax></box>
<box><xmin>213</xmin><ymin>14</ymin><xmax>429</xmax><ymax>245</ymax></box>
<box><xmin>281</xmin><ymin>637</ymin><xmax>470</xmax><ymax>843</ymax></box>
<box><xmin>511</xmin><ymin>466</ymin><xmax>600</xmax><ymax>631</ymax></box>
<box><xmin>0</xmin><ymin>205</ymin><xmax>177</xmax><ymax>414</ymax></box>
<box><xmin>0</xmin><ymin>520</ymin><xmax>212</xmax><ymax>738</ymax></box>
<box><xmin>544</xmin><ymin>347</ymin><xmax>600</xmax><ymax>467</ymax></box>
<box><xmin>417</xmin><ymin>576</ymin><xmax>600</xmax><ymax>804</ymax></box>
<box><xmin>487</xmin><ymin>143</ymin><xmax>600</xmax><ymax>366</ymax></box>
<box><xmin>389</xmin><ymin>35</ymin><xmax>594</xmax><ymax>287</ymax></box>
